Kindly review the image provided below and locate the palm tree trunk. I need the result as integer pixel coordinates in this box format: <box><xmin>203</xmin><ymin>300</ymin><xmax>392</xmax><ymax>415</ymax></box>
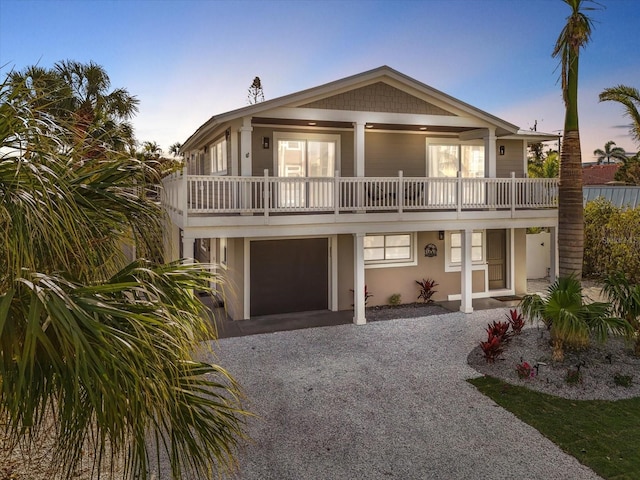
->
<box><xmin>558</xmin><ymin>130</ymin><xmax>584</xmax><ymax>277</ymax></box>
<box><xmin>558</xmin><ymin>43</ymin><xmax>584</xmax><ymax>278</ymax></box>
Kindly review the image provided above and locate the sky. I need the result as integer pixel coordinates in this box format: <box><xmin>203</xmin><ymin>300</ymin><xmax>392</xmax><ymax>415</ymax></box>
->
<box><xmin>1</xmin><ymin>0</ymin><xmax>639</xmax><ymax>162</ymax></box>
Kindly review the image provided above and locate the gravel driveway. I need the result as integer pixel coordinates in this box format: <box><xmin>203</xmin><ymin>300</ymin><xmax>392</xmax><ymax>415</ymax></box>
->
<box><xmin>198</xmin><ymin>309</ymin><xmax>602</xmax><ymax>480</ymax></box>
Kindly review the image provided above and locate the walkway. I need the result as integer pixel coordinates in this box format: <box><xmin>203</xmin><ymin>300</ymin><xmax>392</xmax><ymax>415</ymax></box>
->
<box><xmin>197</xmin><ymin>309</ymin><xmax>601</xmax><ymax>480</ymax></box>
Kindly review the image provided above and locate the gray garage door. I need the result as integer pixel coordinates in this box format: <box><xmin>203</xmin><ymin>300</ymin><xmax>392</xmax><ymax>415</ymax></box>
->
<box><xmin>250</xmin><ymin>238</ymin><xmax>328</xmax><ymax>317</ymax></box>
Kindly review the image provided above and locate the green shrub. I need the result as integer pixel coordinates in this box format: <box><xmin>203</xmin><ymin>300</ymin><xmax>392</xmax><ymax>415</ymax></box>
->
<box><xmin>584</xmin><ymin>198</ymin><xmax>640</xmax><ymax>283</ymax></box>
<box><xmin>388</xmin><ymin>293</ymin><xmax>401</xmax><ymax>306</ymax></box>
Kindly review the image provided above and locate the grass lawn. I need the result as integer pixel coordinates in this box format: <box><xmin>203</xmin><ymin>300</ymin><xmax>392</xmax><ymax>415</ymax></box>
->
<box><xmin>468</xmin><ymin>376</ymin><xmax>640</xmax><ymax>480</ymax></box>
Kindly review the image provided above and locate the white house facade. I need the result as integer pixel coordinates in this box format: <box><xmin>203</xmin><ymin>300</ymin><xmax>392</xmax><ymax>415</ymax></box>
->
<box><xmin>162</xmin><ymin>66</ymin><xmax>559</xmax><ymax>323</ymax></box>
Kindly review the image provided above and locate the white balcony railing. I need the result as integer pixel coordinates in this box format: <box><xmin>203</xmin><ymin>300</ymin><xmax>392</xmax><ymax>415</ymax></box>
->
<box><xmin>161</xmin><ymin>171</ymin><xmax>558</xmax><ymax>217</ymax></box>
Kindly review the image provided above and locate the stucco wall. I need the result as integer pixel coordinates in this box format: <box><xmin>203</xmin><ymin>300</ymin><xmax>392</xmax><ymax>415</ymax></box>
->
<box><xmin>514</xmin><ymin>229</ymin><xmax>528</xmax><ymax>294</ymax></box>
<box><xmin>222</xmin><ymin>238</ymin><xmax>245</xmax><ymax>320</ymax></box>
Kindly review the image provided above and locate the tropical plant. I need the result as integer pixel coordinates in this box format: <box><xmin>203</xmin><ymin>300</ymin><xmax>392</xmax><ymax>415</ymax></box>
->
<box><xmin>593</xmin><ymin>140</ymin><xmax>628</xmax><ymax>164</ymax></box>
<box><xmin>528</xmin><ymin>150</ymin><xmax>559</xmax><ymax>178</ymax></box>
<box><xmin>8</xmin><ymin>60</ymin><xmax>139</xmax><ymax>155</ymax></box>
<box><xmin>599</xmin><ymin>84</ymin><xmax>640</xmax><ymax>145</ymax></box>
<box><xmin>0</xmin><ymin>67</ymin><xmax>248</xmax><ymax>478</ymax></box>
<box><xmin>416</xmin><ymin>278</ymin><xmax>438</xmax><ymax>303</ymax></box>
<box><xmin>515</xmin><ymin>361</ymin><xmax>536</xmax><ymax>379</ymax></box>
<box><xmin>615</xmin><ymin>153</ymin><xmax>640</xmax><ymax>185</ymax></box>
<box><xmin>519</xmin><ymin>276</ymin><xmax>631</xmax><ymax>361</ymax></box>
<box><xmin>486</xmin><ymin>320</ymin><xmax>511</xmax><ymax>343</ymax></box>
<box><xmin>506</xmin><ymin>308</ymin><xmax>526</xmax><ymax>335</ymax></box>
<box><xmin>480</xmin><ymin>334</ymin><xmax>504</xmax><ymax>364</ymax></box>
<box><xmin>553</xmin><ymin>0</ymin><xmax>600</xmax><ymax>278</ymax></box>
<box><xmin>169</xmin><ymin>141</ymin><xmax>183</xmax><ymax>157</ymax></box>
<box><xmin>601</xmin><ymin>272</ymin><xmax>640</xmax><ymax>354</ymax></box>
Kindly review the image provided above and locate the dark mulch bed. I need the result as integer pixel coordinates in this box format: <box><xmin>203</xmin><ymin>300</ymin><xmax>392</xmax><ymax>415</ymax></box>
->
<box><xmin>366</xmin><ymin>302</ymin><xmax>450</xmax><ymax>321</ymax></box>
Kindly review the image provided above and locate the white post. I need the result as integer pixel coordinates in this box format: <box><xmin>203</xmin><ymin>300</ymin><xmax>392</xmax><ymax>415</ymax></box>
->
<box><xmin>550</xmin><ymin>225</ymin><xmax>558</xmax><ymax>282</ymax></box>
<box><xmin>180</xmin><ymin>165</ymin><xmax>188</xmax><ymax>225</ymax></box>
<box><xmin>484</xmin><ymin>127</ymin><xmax>497</xmax><ymax>178</ymax></box>
<box><xmin>240</xmin><ymin>117</ymin><xmax>253</xmax><ymax>212</ymax></box>
<box><xmin>354</xmin><ymin>122</ymin><xmax>365</xmax><ymax>177</ymax></box>
<box><xmin>354</xmin><ymin>122</ymin><xmax>365</xmax><ymax>211</ymax></box>
<box><xmin>460</xmin><ymin>229</ymin><xmax>473</xmax><ymax>313</ymax></box>
<box><xmin>510</xmin><ymin>172</ymin><xmax>516</xmax><ymax>217</ymax></box>
<box><xmin>182</xmin><ymin>234</ymin><xmax>195</xmax><ymax>263</ymax></box>
<box><xmin>263</xmin><ymin>169</ymin><xmax>270</xmax><ymax>218</ymax></box>
<box><xmin>398</xmin><ymin>170</ymin><xmax>404</xmax><ymax>213</ymax></box>
<box><xmin>353</xmin><ymin>233</ymin><xmax>366</xmax><ymax>325</ymax></box>
<box><xmin>456</xmin><ymin>171</ymin><xmax>463</xmax><ymax>214</ymax></box>
<box><xmin>334</xmin><ymin>170</ymin><xmax>340</xmax><ymax>215</ymax></box>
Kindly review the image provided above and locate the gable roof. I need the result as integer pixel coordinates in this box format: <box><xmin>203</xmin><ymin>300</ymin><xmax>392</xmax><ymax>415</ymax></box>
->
<box><xmin>183</xmin><ymin>66</ymin><xmax>526</xmax><ymax>150</ymax></box>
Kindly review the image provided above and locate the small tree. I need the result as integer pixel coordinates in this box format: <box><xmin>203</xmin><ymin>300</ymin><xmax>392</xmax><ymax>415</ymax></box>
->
<box><xmin>247</xmin><ymin>76</ymin><xmax>265</xmax><ymax>104</ymax></box>
<box><xmin>593</xmin><ymin>140</ymin><xmax>627</xmax><ymax>164</ymax></box>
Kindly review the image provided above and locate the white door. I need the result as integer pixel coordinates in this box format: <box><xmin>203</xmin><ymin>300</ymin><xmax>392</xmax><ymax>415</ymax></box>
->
<box><xmin>277</xmin><ymin>138</ymin><xmax>336</xmax><ymax>208</ymax></box>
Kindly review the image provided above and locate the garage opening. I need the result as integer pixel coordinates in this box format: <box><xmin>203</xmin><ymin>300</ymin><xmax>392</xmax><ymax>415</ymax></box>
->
<box><xmin>250</xmin><ymin>238</ymin><xmax>329</xmax><ymax>317</ymax></box>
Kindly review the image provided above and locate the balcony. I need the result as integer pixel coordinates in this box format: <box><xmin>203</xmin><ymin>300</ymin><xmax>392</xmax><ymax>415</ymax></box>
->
<box><xmin>162</xmin><ymin>172</ymin><xmax>557</xmax><ymax>223</ymax></box>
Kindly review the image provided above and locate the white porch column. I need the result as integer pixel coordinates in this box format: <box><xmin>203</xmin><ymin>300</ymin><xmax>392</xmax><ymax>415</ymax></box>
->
<box><xmin>354</xmin><ymin>122</ymin><xmax>365</xmax><ymax>177</ymax></box>
<box><xmin>230</xmin><ymin>129</ymin><xmax>239</xmax><ymax>176</ymax></box>
<box><xmin>484</xmin><ymin>127</ymin><xmax>496</xmax><ymax>178</ymax></box>
<box><xmin>460</xmin><ymin>229</ymin><xmax>474</xmax><ymax>314</ymax></box>
<box><xmin>353</xmin><ymin>233</ymin><xmax>366</xmax><ymax>325</ymax></box>
<box><xmin>182</xmin><ymin>234</ymin><xmax>195</xmax><ymax>262</ymax></box>
<box><xmin>550</xmin><ymin>226</ymin><xmax>558</xmax><ymax>282</ymax></box>
<box><xmin>239</xmin><ymin>116</ymin><xmax>253</xmax><ymax>176</ymax></box>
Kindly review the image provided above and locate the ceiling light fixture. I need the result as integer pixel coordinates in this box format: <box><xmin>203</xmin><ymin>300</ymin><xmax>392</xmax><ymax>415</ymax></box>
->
<box><xmin>419</xmin><ymin>126</ymin><xmax>428</xmax><ymax>131</ymax></box>
<box><xmin>308</xmin><ymin>122</ymin><xmax>317</xmax><ymax>126</ymax></box>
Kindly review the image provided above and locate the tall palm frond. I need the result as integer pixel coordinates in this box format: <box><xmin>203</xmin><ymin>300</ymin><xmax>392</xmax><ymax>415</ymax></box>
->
<box><xmin>593</xmin><ymin>140</ymin><xmax>628</xmax><ymax>164</ymax></box>
<box><xmin>1</xmin><ymin>67</ymin><xmax>249</xmax><ymax>478</ymax></box>
<box><xmin>599</xmin><ymin>84</ymin><xmax>640</xmax><ymax>145</ymax></box>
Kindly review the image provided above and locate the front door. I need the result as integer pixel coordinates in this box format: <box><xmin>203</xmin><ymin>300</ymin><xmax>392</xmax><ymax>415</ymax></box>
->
<box><xmin>487</xmin><ymin>229</ymin><xmax>506</xmax><ymax>290</ymax></box>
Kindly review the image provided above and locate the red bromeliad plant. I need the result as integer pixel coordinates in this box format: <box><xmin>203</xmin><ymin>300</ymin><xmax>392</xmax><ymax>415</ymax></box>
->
<box><xmin>480</xmin><ymin>334</ymin><xmax>504</xmax><ymax>363</ymax></box>
<box><xmin>515</xmin><ymin>361</ymin><xmax>535</xmax><ymax>379</ymax></box>
<box><xmin>486</xmin><ymin>320</ymin><xmax>511</xmax><ymax>343</ymax></box>
<box><xmin>507</xmin><ymin>309</ymin><xmax>525</xmax><ymax>335</ymax></box>
<box><xmin>416</xmin><ymin>278</ymin><xmax>438</xmax><ymax>303</ymax></box>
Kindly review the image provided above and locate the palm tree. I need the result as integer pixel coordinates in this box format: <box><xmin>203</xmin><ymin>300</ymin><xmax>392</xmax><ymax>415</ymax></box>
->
<box><xmin>9</xmin><ymin>60</ymin><xmax>139</xmax><ymax>155</ymax></box>
<box><xmin>528</xmin><ymin>151</ymin><xmax>559</xmax><ymax>178</ymax></box>
<box><xmin>593</xmin><ymin>140</ymin><xmax>628</xmax><ymax>164</ymax></box>
<box><xmin>552</xmin><ymin>0</ymin><xmax>599</xmax><ymax>278</ymax></box>
<box><xmin>520</xmin><ymin>276</ymin><xmax>631</xmax><ymax>361</ymax></box>
<box><xmin>599</xmin><ymin>84</ymin><xmax>640</xmax><ymax>145</ymax></box>
<box><xmin>1</xmin><ymin>70</ymin><xmax>247</xmax><ymax>478</ymax></box>
<box><xmin>614</xmin><ymin>153</ymin><xmax>640</xmax><ymax>185</ymax></box>
<box><xmin>169</xmin><ymin>141</ymin><xmax>183</xmax><ymax>157</ymax></box>
<box><xmin>602</xmin><ymin>272</ymin><xmax>640</xmax><ymax>354</ymax></box>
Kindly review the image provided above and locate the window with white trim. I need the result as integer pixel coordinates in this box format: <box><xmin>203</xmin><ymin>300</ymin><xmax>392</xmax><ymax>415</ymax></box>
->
<box><xmin>364</xmin><ymin>233</ymin><xmax>416</xmax><ymax>268</ymax></box>
<box><xmin>446</xmin><ymin>230</ymin><xmax>485</xmax><ymax>270</ymax></box>
<box><xmin>209</xmin><ymin>137</ymin><xmax>227</xmax><ymax>174</ymax></box>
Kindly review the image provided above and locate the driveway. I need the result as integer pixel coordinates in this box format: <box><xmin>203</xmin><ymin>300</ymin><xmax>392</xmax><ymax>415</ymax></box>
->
<box><xmin>203</xmin><ymin>309</ymin><xmax>601</xmax><ymax>480</ymax></box>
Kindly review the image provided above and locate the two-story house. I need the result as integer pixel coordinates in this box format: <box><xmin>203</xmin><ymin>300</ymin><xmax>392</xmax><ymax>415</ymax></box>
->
<box><xmin>162</xmin><ymin>66</ymin><xmax>558</xmax><ymax>324</ymax></box>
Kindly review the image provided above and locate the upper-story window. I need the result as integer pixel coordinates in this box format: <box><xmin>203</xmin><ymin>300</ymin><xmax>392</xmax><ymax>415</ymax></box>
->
<box><xmin>210</xmin><ymin>137</ymin><xmax>227</xmax><ymax>175</ymax></box>
<box><xmin>427</xmin><ymin>142</ymin><xmax>485</xmax><ymax>178</ymax></box>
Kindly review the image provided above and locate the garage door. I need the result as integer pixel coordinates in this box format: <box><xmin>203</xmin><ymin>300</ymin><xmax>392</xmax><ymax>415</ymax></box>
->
<box><xmin>250</xmin><ymin>238</ymin><xmax>328</xmax><ymax>316</ymax></box>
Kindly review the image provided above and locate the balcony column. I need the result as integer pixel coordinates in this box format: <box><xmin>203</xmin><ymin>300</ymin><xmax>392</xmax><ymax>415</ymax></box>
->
<box><xmin>239</xmin><ymin>116</ymin><xmax>253</xmax><ymax>176</ymax></box>
<box><xmin>484</xmin><ymin>127</ymin><xmax>496</xmax><ymax>178</ymax></box>
<box><xmin>182</xmin><ymin>234</ymin><xmax>195</xmax><ymax>262</ymax></box>
<box><xmin>354</xmin><ymin>122</ymin><xmax>365</xmax><ymax>176</ymax></box>
<box><xmin>239</xmin><ymin>117</ymin><xmax>253</xmax><ymax>210</ymax></box>
<box><xmin>353</xmin><ymin>232</ymin><xmax>366</xmax><ymax>325</ymax></box>
<box><xmin>460</xmin><ymin>229</ymin><xmax>473</xmax><ymax>314</ymax></box>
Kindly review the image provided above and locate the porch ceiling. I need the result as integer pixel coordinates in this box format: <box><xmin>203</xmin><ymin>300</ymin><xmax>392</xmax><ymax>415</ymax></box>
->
<box><xmin>252</xmin><ymin>117</ymin><xmax>475</xmax><ymax>133</ymax></box>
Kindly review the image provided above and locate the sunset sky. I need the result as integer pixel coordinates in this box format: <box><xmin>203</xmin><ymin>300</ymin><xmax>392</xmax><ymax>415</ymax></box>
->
<box><xmin>2</xmin><ymin>0</ymin><xmax>638</xmax><ymax>160</ymax></box>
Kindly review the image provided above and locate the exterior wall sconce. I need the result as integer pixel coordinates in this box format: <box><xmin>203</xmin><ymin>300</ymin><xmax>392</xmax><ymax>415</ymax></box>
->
<box><xmin>424</xmin><ymin>243</ymin><xmax>438</xmax><ymax>257</ymax></box>
<box><xmin>262</xmin><ymin>136</ymin><xmax>270</xmax><ymax>149</ymax></box>
<box><xmin>499</xmin><ymin>145</ymin><xmax>505</xmax><ymax>155</ymax></box>
<box><xmin>438</xmin><ymin>231</ymin><xmax>445</xmax><ymax>241</ymax></box>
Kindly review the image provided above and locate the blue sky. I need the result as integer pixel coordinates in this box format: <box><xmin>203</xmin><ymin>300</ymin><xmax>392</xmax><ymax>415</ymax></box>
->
<box><xmin>1</xmin><ymin>0</ymin><xmax>638</xmax><ymax>161</ymax></box>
